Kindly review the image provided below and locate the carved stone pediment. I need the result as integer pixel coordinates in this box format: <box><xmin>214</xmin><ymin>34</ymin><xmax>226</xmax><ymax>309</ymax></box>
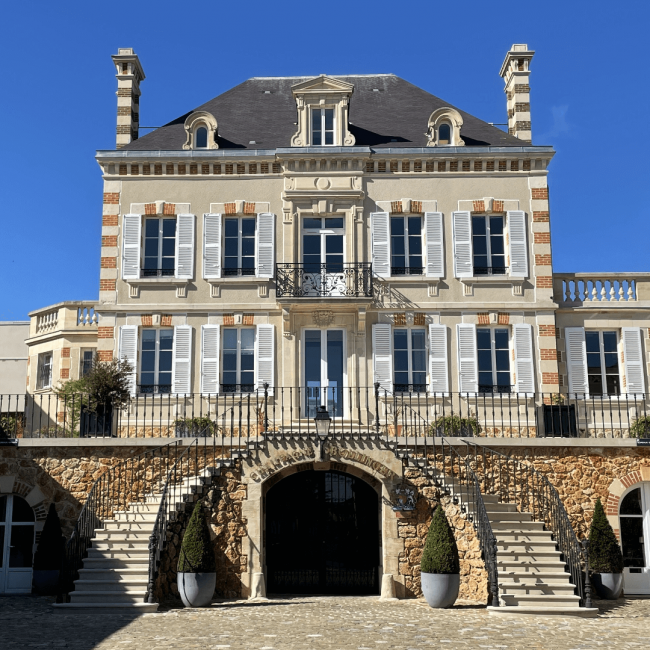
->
<box><xmin>291</xmin><ymin>75</ymin><xmax>355</xmax><ymax>94</ymax></box>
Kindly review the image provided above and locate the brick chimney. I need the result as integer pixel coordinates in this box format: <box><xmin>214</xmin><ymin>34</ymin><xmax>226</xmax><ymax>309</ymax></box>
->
<box><xmin>111</xmin><ymin>48</ymin><xmax>145</xmax><ymax>149</ymax></box>
<box><xmin>500</xmin><ymin>44</ymin><xmax>534</xmax><ymax>143</ymax></box>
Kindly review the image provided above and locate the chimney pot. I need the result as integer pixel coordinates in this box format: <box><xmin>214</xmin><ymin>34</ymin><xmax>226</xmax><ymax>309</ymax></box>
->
<box><xmin>500</xmin><ymin>44</ymin><xmax>534</xmax><ymax>143</ymax></box>
<box><xmin>111</xmin><ymin>48</ymin><xmax>145</xmax><ymax>149</ymax></box>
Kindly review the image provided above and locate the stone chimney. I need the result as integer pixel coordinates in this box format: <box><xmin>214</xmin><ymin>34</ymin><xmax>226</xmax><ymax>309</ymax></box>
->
<box><xmin>111</xmin><ymin>48</ymin><xmax>145</xmax><ymax>149</ymax></box>
<box><xmin>500</xmin><ymin>44</ymin><xmax>534</xmax><ymax>143</ymax></box>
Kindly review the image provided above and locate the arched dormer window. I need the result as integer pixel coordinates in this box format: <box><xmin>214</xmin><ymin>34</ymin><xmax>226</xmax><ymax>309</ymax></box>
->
<box><xmin>426</xmin><ymin>107</ymin><xmax>465</xmax><ymax>148</ymax></box>
<box><xmin>195</xmin><ymin>126</ymin><xmax>208</xmax><ymax>148</ymax></box>
<box><xmin>183</xmin><ymin>111</ymin><xmax>219</xmax><ymax>150</ymax></box>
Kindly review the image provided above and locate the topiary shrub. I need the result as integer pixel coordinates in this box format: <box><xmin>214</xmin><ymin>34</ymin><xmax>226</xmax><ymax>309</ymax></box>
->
<box><xmin>177</xmin><ymin>501</ymin><xmax>216</xmax><ymax>573</ymax></box>
<box><xmin>430</xmin><ymin>415</ymin><xmax>481</xmax><ymax>437</ymax></box>
<box><xmin>33</xmin><ymin>504</ymin><xmax>65</xmax><ymax>571</ymax></box>
<box><xmin>420</xmin><ymin>505</ymin><xmax>460</xmax><ymax>574</ymax></box>
<box><xmin>589</xmin><ymin>498</ymin><xmax>623</xmax><ymax>574</ymax></box>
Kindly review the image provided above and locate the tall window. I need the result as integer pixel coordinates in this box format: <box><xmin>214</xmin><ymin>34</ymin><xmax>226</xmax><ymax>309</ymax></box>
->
<box><xmin>80</xmin><ymin>349</ymin><xmax>95</xmax><ymax>378</ymax></box>
<box><xmin>391</xmin><ymin>216</ymin><xmax>423</xmax><ymax>275</ymax></box>
<box><xmin>36</xmin><ymin>352</ymin><xmax>52</xmax><ymax>389</ymax></box>
<box><xmin>312</xmin><ymin>108</ymin><xmax>334</xmax><ymax>145</ymax></box>
<box><xmin>620</xmin><ymin>488</ymin><xmax>645</xmax><ymax>569</ymax></box>
<box><xmin>195</xmin><ymin>126</ymin><xmax>208</xmax><ymax>148</ymax></box>
<box><xmin>222</xmin><ymin>328</ymin><xmax>255</xmax><ymax>392</ymax></box>
<box><xmin>394</xmin><ymin>329</ymin><xmax>427</xmax><ymax>392</ymax></box>
<box><xmin>438</xmin><ymin>123</ymin><xmax>451</xmax><ymax>145</ymax></box>
<box><xmin>140</xmin><ymin>329</ymin><xmax>173</xmax><ymax>394</ymax></box>
<box><xmin>143</xmin><ymin>218</ymin><xmax>176</xmax><ymax>277</ymax></box>
<box><xmin>586</xmin><ymin>331</ymin><xmax>620</xmax><ymax>396</ymax></box>
<box><xmin>472</xmin><ymin>216</ymin><xmax>506</xmax><ymax>275</ymax></box>
<box><xmin>224</xmin><ymin>218</ymin><xmax>256</xmax><ymax>276</ymax></box>
<box><xmin>302</xmin><ymin>217</ymin><xmax>344</xmax><ymax>273</ymax></box>
<box><xmin>477</xmin><ymin>328</ymin><xmax>511</xmax><ymax>393</ymax></box>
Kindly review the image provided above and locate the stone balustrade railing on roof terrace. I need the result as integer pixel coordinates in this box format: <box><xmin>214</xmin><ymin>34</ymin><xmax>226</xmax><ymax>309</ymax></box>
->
<box><xmin>553</xmin><ymin>273</ymin><xmax>650</xmax><ymax>307</ymax></box>
<box><xmin>29</xmin><ymin>301</ymin><xmax>98</xmax><ymax>337</ymax></box>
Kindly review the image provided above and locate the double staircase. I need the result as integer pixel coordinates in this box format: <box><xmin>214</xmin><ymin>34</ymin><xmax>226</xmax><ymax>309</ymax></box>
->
<box><xmin>54</xmin><ymin>464</ymin><xmax>228</xmax><ymax>613</ymax></box>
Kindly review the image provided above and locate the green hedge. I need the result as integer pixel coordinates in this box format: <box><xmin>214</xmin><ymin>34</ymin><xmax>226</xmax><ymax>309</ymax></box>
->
<box><xmin>589</xmin><ymin>498</ymin><xmax>623</xmax><ymax>574</ymax></box>
<box><xmin>420</xmin><ymin>505</ymin><xmax>460</xmax><ymax>574</ymax></box>
<box><xmin>177</xmin><ymin>501</ymin><xmax>216</xmax><ymax>573</ymax></box>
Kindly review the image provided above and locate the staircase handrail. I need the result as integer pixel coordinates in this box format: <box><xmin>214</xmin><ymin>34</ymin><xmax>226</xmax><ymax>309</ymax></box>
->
<box><xmin>146</xmin><ymin>437</ymin><xmax>202</xmax><ymax>604</ymax></box>
<box><xmin>62</xmin><ymin>439</ymin><xmax>182</xmax><ymax>597</ymax></box>
<box><xmin>457</xmin><ymin>437</ymin><xmax>592</xmax><ymax>608</ymax></box>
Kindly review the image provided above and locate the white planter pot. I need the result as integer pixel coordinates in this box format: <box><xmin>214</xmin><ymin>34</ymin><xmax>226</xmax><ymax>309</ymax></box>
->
<box><xmin>591</xmin><ymin>572</ymin><xmax>624</xmax><ymax>600</ymax></box>
<box><xmin>421</xmin><ymin>572</ymin><xmax>460</xmax><ymax>608</ymax></box>
<box><xmin>177</xmin><ymin>572</ymin><xmax>216</xmax><ymax>607</ymax></box>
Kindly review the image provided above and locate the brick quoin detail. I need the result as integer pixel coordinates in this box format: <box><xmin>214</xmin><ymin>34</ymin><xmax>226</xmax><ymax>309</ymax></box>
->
<box><xmin>98</xmin><ymin>327</ymin><xmax>114</xmax><ymax>339</ymax></box>
<box><xmin>411</xmin><ymin>201</ymin><xmax>422</xmax><ymax>214</ymax></box>
<box><xmin>101</xmin><ymin>257</ymin><xmax>117</xmax><ymax>268</ymax></box>
<box><xmin>60</xmin><ymin>368</ymin><xmax>70</xmax><ymax>379</ymax></box>
<box><xmin>535</xmin><ymin>254</ymin><xmax>552</xmax><ymax>265</ymax></box>
<box><xmin>243</xmin><ymin>202</ymin><xmax>256</xmax><ymax>215</ymax></box>
<box><xmin>97</xmin><ymin>351</ymin><xmax>113</xmax><ymax>362</ymax></box>
<box><xmin>225</xmin><ymin>203</ymin><xmax>237</xmax><ymax>215</ymax></box>
<box><xmin>144</xmin><ymin>203</ymin><xmax>156</xmax><ymax>215</ymax></box>
<box><xmin>103</xmin><ymin>215</ymin><xmax>118</xmax><ymax>227</ymax></box>
<box><xmin>391</xmin><ymin>201</ymin><xmax>403</xmax><ymax>214</ymax></box>
<box><xmin>606</xmin><ymin>494</ymin><xmax>620</xmax><ymax>517</ymax></box>
<box><xmin>539</xmin><ymin>324</ymin><xmax>556</xmax><ymax>336</ymax></box>
<box><xmin>103</xmin><ymin>193</ymin><xmax>120</xmax><ymax>204</ymax></box>
<box><xmin>542</xmin><ymin>372</ymin><xmax>559</xmax><ymax>384</ymax></box>
<box><xmin>223</xmin><ymin>314</ymin><xmax>235</xmax><ymax>326</ymax></box>
<box><xmin>100</xmin><ymin>280</ymin><xmax>116</xmax><ymax>291</ymax></box>
<box><xmin>536</xmin><ymin>276</ymin><xmax>553</xmax><ymax>288</ymax></box>
<box><xmin>540</xmin><ymin>349</ymin><xmax>558</xmax><ymax>360</ymax></box>
<box><xmin>161</xmin><ymin>315</ymin><xmax>172</xmax><ymax>326</ymax></box>
<box><xmin>498</xmin><ymin>313</ymin><xmax>509</xmax><ymax>325</ymax></box>
<box><xmin>243</xmin><ymin>314</ymin><xmax>254</xmax><ymax>326</ymax></box>
<box><xmin>534</xmin><ymin>232</ymin><xmax>550</xmax><ymax>244</ymax></box>
<box><xmin>472</xmin><ymin>200</ymin><xmax>485</xmax><ymax>213</ymax></box>
<box><xmin>478</xmin><ymin>313</ymin><xmax>489</xmax><ymax>325</ymax></box>
<box><xmin>163</xmin><ymin>203</ymin><xmax>176</xmax><ymax>216</ymax></box>
<box><xmin>61</xmin><ymin>348</ymin><xmax>71</xmax><ymax>358</ymax></box>
<box><xmin>531</xmin><ymin>188</ymin><xmax>549</xmax><ymax>200</ymax></box>
<box><xmin>492</xmin><ymin>200</ymin><xmax>504</xmax><ymax>212</ymax></box>
<box><xmin>141</xmin><ymin>315</ymin><xmax>153</xmax><ymax>326</ymax></box>
<box><xmin>102</xmin><ymin>235</ymin><xmax>118</xmax><ymax>247</ymax></box>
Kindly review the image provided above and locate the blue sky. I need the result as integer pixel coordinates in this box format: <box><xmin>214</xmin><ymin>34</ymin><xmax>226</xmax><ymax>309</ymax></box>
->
<box><xmin>1</xmin><ymin>0</ymin><xmax>648</xmax><ymax>320</ymax></box>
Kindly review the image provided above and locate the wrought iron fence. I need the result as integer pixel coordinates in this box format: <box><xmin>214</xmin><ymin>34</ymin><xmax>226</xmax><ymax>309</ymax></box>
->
<box><xmin>275</xmin><ymin>263</ymin><xmax>373</xmax><ymax>298</ymax></box>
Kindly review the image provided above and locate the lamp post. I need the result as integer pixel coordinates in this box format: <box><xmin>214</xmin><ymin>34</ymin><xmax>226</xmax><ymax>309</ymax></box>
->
<box><xmin>314</xmin><ymin>405</ymin><xmax>331</xmax><ymax>461</ymax></box>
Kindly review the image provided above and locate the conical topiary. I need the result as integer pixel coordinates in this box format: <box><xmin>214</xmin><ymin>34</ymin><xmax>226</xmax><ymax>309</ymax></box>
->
<box><xmin>420</xmin><ymin>505</ymin><xmax>460</xmax><ymax>574</ymax></box>
<box><xmin>177</xmin><ymin>501</ymin><xmax>216</xmax><ymax>573</ymax></box>
<box><xmin>589</xmin><ymin>498</ymin><xmax>623</xmax><ymax>574</ymax></box>
<box><xmin>33</xmin><ymin>503</ymin><xmax>65</xmax><ymax>571</ymax></box>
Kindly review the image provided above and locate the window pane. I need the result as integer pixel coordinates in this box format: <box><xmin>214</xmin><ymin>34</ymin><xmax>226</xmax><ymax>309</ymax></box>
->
<box><xmin>11</xmin><ymin>497</ymin><xmax>35</xmax><ymax>522</ymax></box>
<box><xmin>606</xmin><ymin>375</ymin><xmax>621</xmax><ymax>395</ymax></box>
<box><xmin>241</xmin><ymin>238</ymin><xmax>255</xmax><ymax>256</ymax></box>
<box><xmin>602</xmin><ymin>331</ymin><xmax>617</xmax><ymax>352</ymax></box>
<box><xmin>312</xmin><ymin>109</ymin><xmax>321</xmax><ymax>132</ymax></box>
<box><xmin>408</xmin><ymin>235</ymin><xmax>422</xmax><ymax>255</ymax></box>
<box><xmin>391</xmin><ymin>236</ymin><xmax>405</xmax><ymax>255</ymax></box>
<box><xmin>305</xmin><ymin>330</ymin><xmax>321</xmax><ymax>384</ymax></box>
<box><xmin>162</xmin><ymin>219</ymin><xmax>176</xmax><ymax>237</ymax></box>
<box><xmin>494</xmin><ymin>330</ymin><xmax>509</xmax><ymax>349</ymax></box>
<box><xmin>324</xmin><ymin>109</ymin><xmax>334</xmax><ymax>130</ymax></box>
<box><xmin>145</xmin><ymin>219</ymin><xmax>159</xmax><ymax>236</ymax></box>
<box><xmin>303</xmin><ymin>218</ymin><xmax>322</xmax><ymax>229</ymax></box>
<box><xmin>391</xmin><ymin>217</ymin><xmax>404</xmax><ymax>236</ymax></box>
<box><xmin>303</xmin><ymin>235</ymin><xmax>320</xmax><ymax>255</ymax></box>
<box><xmin>241</xmin><ymin>351</ymin><xmax>254</xmax><ymax>371</ymax></box>
<box><xmin>394</xmin><ymin>351</ymin><xmax>408</xmax><ymax>373</ymax></box>
<box><xmin>9</xmin><ymin>525</ymin><xmax>34</xmax><ymax>568</ymax></box>
<box><xmin>159</xmin><ymin>351</ymin><xmax>172</xmax><ymax>373</ymax></box>
<box><xmin>223</xmin><ymin>351</ymin><xmax>237</xmax><ymax>371</ymax></box>
<box><xmin>588</xmin><ymin>374</ymin><xmax>603</xmax><ymax>396</ymax></box>
<box><xmin>587</xmin><ymin>352</ymin><xmax>602</xmax><ymax>371</ymax></box>
<box><xmin>408</xmin><ymin>217</ymin><xmax>422</xmax><ymax>235</ymax></box>
<box><xmin>324</xmin><ymin>131</ymin><xmax>333</xmax><ymax>145</ymax></box>
<box><xmin>620</xmin><ymin>488</ymin><xmax>643</xmax><ymax>515</ymax></box>
<box><xmin>478</xmin><ymin>350</ymin><xmax>492</xmax><ymax>372</ymax></box>
<box><xmin>412</xmin><ymin>349</ymin><xmax>426</xmax><ymax>372</ymax></box>
<box><xmin>223</xmin><ymin>329</ymin><xmax>238</xmax><ymax>350</ymax></box>
<box><xmin>476</xmin><ymin>329</ymin><xmax>491</xmax><ymax>350</ymax></box>
<box><xmin>141</xmin><ymin>351</ymin><xmax>155</xmax><ymax>373</ymax></box>
<box><xmin>224</xmin><ymin>238</ymin><xmax>238</xmax><ymax>257</ymax></box>
<box><xmin>326</xmin><ymin>235</ymin><xmax>343</xmax><ymax>254</ymax></box>
<box><xmin>621</xmin><ymin>516</ymin><xmax>645</xmax><ymax>568</ymax></box>
<box><xmin>489</xmin><ymin>216</ymin><xmax>504</xmax><ymax>235</ymax></box>
<box><xmin>394</xmin><ymin>330</ymin><xmax>407</xmax><ymax>350</ymax></box>
<box><xmin>196</xmin><ymin>127</ymin><xmax>207</xmax><ymax>148</ymax></box>
<box><xmin>324</xmin><ymin>218</ymin><xmax>343</xmax><ymax>229</ymax></box>
<box><xmin>224</xmin><ymin>219</ymin><xmax>238</xmax><ymax>237</ymax></box>
<box><xmin>438</xmin><ymin>123</ymin><xmax>450</xmax><ymax>142</ymax></box>
<box><xmin>472</xmin><ymin>216</ymin><xmax>486</xmax><ymax>236</ymax></box>
<box><xmin>241</xmin><ymin>329</ymin><xmax>255</xmax><ymax>350</ymax></box>
<box><xmin>159</xmin><ymin>330</ymin><xmax>173</xmax><ymax>349</ymax></box>
<box><xmin>585</xmin><ymin>331</ymin><xmax>601</xmax><ymax>353</ymax></box>
<box><xmin>142</xmin><ymin>330</ymin><xmax>156</xmax><ymax>347</ymax></box>
<box><xmin>495</xmin><ymin>350</ymin><xmax>510</xmax><ymax>372</ymax></box>
<box><xmin>241</xmin><ymin>219</ymin><xmax>256</xmax><ymax>236</ymax></box>
<box><xmin>144</xmin><ymin>239</ymin><xmax>158</xmax><ymax>256</ymax></box>
<box><xmin>161</xmin><ymin>239</ymin><xmax>175</xmax><ymax>257</ymax></box>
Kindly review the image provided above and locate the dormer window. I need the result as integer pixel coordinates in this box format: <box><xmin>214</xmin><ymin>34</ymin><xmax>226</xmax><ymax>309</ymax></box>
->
<box><xmin>426</xmin><ymin>107</ymin><xmax>465</xmax><ymax>148</ymax></box>
<box><xmin>195</xmin><ymin>126</ymin><xmax>208</xmax><ymax>148</ymax></box>
<box><xmin>438</xmin><ymin>123</ymin><xmax>451</xmax><ymax>145</ymax></box>
<box><xmin>312</xmin><ymin>108</ymin><xmax>335</xmax><ymax>145</ymax></box>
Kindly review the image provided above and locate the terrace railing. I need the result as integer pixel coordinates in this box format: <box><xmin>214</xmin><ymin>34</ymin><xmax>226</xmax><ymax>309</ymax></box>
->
<box><xmin>275</xmin><ymin>263</ymin><xmax>373</xmax><ymax>298</ymax></box>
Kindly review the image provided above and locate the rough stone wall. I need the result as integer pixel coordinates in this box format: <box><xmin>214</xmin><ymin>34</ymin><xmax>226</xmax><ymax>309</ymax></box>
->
<box><xmin>155</xmin><ymin>465</ymin><xmax>247</xmax><ymax>602</ymax></box>
<box><xmin>397</xmin><ymin>468</ymin><xmax>489</xmax><ymax>603</ymax></box>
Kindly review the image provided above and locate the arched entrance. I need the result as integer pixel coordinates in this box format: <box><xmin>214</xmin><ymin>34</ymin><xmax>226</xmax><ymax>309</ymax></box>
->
<box><xmin>0</xmin><ymin>494</ymin><xmax>36</xmax><ymax>594</ymax></box>
<box><xmin>266</xmin><ymin>469</ymin><xmax>380</xmax><ymax>595</ymax></box>
<box><xmin>620</xmin><ymin>483</ymin><xmax>650</xmax><ymax>595</ymax></box>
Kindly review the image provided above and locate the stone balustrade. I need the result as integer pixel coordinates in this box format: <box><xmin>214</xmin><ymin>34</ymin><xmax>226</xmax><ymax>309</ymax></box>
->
<box><xmin>29</xmin><ymin>301</ymin><xmax>98</xmax><ymax>337</ymax></box>
<box><xmin>554</xmin><ymin>273</ymin><xmax>650</xmax><ymax>306</ymax></box>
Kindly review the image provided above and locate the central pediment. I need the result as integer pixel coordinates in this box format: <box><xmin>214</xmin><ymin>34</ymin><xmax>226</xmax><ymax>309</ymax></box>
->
<box><xmin>291</xmin><ymin>75</ymin><xmax>355</xmax><ymax>94</ymax></box>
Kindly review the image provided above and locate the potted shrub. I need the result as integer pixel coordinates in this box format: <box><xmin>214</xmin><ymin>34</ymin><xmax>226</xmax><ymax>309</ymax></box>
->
<box><xmin>430</xmin><ymin>415</ymin><xmax>481</xmax><ymax>438</ymax></box>
<box><xmin>420</xmin><ymin>505</ymin><xmax>460</xmax><ymax>608</ymax></box>
<box><xmin>174</xmin><ymin>416</ymin><xmax>217</xmax><ymax>438</ymax></box>
<box><xmin>32</xmin><ymin>503</ymin><xmax>65</xmax><ymax>595</ymax></box>
<box><xmin>589</xmin><ymin>498</ymin><xmax>624</xmax><ymax>599</ymax></box>
<box><xmin>630</xmin><ymin>416</ymin><xmax>650</xmax><ymax>439</ymax></box>
<box><xmin>177</xmin><ymin>501</ymin><xmax>216</xmax><ymax>607</ymax></box>
<box><xmin>388</xmin><ymin>406</ymin><xmax>403</xmax><ymax>437</ymax></box>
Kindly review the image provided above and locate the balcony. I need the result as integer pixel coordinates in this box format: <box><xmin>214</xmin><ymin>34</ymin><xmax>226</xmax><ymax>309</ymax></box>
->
<box><xmin>275</xmin><ymin>263</ymin><xmax>373</xmax><ymax>299</ymax></box>
<box><xmin>29</xmin><ymin>301</ymin><xmax>98</xmax><ymax>338</ymax></box>
<box><xmin>554</xmin><ymin>273</ymin><xmax>650</xmax><ymax>307</ymax></box>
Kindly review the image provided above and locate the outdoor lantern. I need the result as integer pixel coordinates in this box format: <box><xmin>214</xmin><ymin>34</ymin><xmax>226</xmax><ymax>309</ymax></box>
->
<box><xmin>314</xmin><ymin>405</ymin><xmax>331</xmax><ymax>439</ymax></box>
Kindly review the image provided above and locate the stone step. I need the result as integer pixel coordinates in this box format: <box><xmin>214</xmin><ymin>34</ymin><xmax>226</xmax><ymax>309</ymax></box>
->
<box><xmin>499</xmin><ymin>593</ymin><xmax>581</xmax><ymax>607</ymax></box>
<box><xmin>95</xmin><ymin>530</ymin><xmax>154</xmax><ymax>541</ymax></box>
<box><xmin>493</xmin><ymin>531</ymin><xmax>555</xmax><ymax>543</ymax></box>
<box><xmin>490</xmin><ymin>521</ymin><xmax>545</xmax><ymax>532</ymax></box>
<box><xmin>79</xmin><ymin>568</ymin><xmax>150</xmax><ymax>580</ymax></box>
<box><xmin>114</xmin><ymin>504</ymin><xmax>160</xmax><ymax>514</ymax></box>
<box><xmin>497</xmin><ymin>541</ymin><xmax>558</xmax><ymax>553</ymax></box>
<box><xmin>487</xmin><ymin>511</ymin><xmax>533</xmax><ymax>522</ymax></box>
<box><xmin>114</xmin><ymin>512</ymin><xmax>159</xmax><ymax>522</ymax></box>
<box><xmin>484</xmin><ymin>503</ymin><xmax>520</xmax><ymax>513</ymax></box>
<box><xmin>499</xmin><ymin>582</ymin><xmax>578</xmax><ymax>596</ymax></box>
<box><xmin>74</xmin><ymin>579</ymin><xmax>149</xmax><ymax>592</ymax></box>
<box><xmin>92</xmin><ymin>540</ymin><xmax>151</xmax><ymax>552</ymax></box>
<box><xmin>498</xmin><ymin>561</ymin><xmax>567</xmax><ymax>573</ymax></box>
<box><xmin>499</xmin><ymin>572</ymin><xmax>572</xmax><ymax>584</ymax></box>
<box><xmin>104</xmin><ymin>520</ymin><xmax>156</xmax><ymax>532</ymax></box>
<box><xmin>69</xmin><ymin>591</ymin><xmax>149</xmax><ymax>604</ymax></box>
<box><xmin>497</xmin><ymin>551</ymin><xmax>563</xmax><ymax>563</ymax></box>
<box><xmin>87</xmin><ymin>547</ymin><xmax>150</xmax><ymax>559</ymax></box>
<box><xmin>53</xmin><ymin>602</ymin><xmax>159</xmax><ymax>614</ymax></box>
<box><xmin>82</xmin><ymin>558</ymin><xmax>149</xmax><ymax>570</ymax></box>
<box><xmin>488</xmin><ymin>605</ymin><xmax>598</xmax><ymax>618</ymax></box>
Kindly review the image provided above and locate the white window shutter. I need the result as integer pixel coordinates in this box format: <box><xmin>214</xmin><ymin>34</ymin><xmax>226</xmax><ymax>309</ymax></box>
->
<box><xmin>203</xmin><ymin>213</ymin><xmax>222</xmax><ymax>279</ymax></box>
<box><xmin>371</xmin><ymin>212</ymin><xmax>390</xmax><ymax>278</ymax></box>
<box><xmin>507</xmin><ymin>211</ymin><xmax>528</xmax><ymax>278</ymax></box>
<box><xmin>457</xmin><ymin>323</ymin><xmax>478</xmax><ymax>394</ymax></box>
<box><xmin>513</xmin><ymin>323</ymin><xmax>535</xmax><ymax>395</ymax></box>
<box><xmin>172</xmin><ymin>325</ymin><xmax>192</xmax><ymax>394</ymax></box>
<box><xmin>255</xmin><ymin>324</ymin><xmax>275</xmax><ymax>395</ymax></box>
<box><xmin>372</xmin><ymin>323</ymin><xmax>393</xmax><ymax>393</ymax></box>
<box><xmin>622</xmin><ymin>328</ymin><xmax>646</xmax><ymax>396</ymax></box>
<box><xmin>118</xmin><ymin>325</ymin><xmax>138</xmax><ymax>397</ymax></box>
<box><xmin>565</xmin><ymin>327</ymin><xmax>588</xmax><ymax>397</ymax></box>
<box><xmin>256</xmin><ymin>213</ymin><xmax>275</xmax><ymax>279</ymax></box>
<box><xmin>200</xmin><ymin>325</ymin><xmax>220</xmax><ymax>394</ymax></box>
<box><xmin>122</xmin><ymin>214</ymin><xmax>141</xmax><ymax>280</ymax></box>
<box><xmin>452</xmin><ymin>211</ymin><xmax>473</xmax><ymax>278</ymax></box>
<box><xmin>175</xmin><ymin>213</ymin><xmax>195</xmax><ymax>279</ymax></box>
<box><xmin>425</xmin><ymin>212</ymin><xmax>444</xmax><ymax>278</ymax></box>
<box><xmin>428</xmin><ymin>324</ymin><xmax>449</xmax><ymax>395</ymax></box>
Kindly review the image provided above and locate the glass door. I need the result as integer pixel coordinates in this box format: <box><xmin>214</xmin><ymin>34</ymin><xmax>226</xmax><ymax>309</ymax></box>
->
<box><xmin>620</xmin><ymin>484</ymin><xmax>650</xmax><ymax>595</ymax></box>
<box><xmin>302</xmin><ymin>217</ymin><xmax>344</xmax><ymax>296</ymax></box>
<box><xmin>0</xmin><ymin>495</ymin><xmax>36</xmax><ymax>594</ymax></box>
<box><xmin>304</xmin><ymin>329</ymin><xmax>344</xmax><ymax>418</ymax></box>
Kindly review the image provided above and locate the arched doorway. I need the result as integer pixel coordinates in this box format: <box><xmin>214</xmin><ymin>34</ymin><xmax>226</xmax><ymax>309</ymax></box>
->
<box><xmin>620</xmin><ymin>483</ymin><xmax>650</xmax><ymax>595</ymax></box>
<box><xmin>0</xmin><ymin>494</ymin><xmax>36</xmax><ymax>594</ymax></box>
<box><xmin>266</xmin><ymin>470</ymin><xmax>380</xmax><ymax>595</ymax></box>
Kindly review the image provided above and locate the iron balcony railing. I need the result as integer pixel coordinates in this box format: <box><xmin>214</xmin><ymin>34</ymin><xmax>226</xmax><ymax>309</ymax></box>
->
<box><xmin>275</xmin><ymin>263</ymin><xmax>373</xmax><ymax>298</ymax></box>
<box><xmin>222</xmin><ymin>267</ymin><xmax>256</xmax><ymax>277</ymax></box>
<box><xmin>390</xmin><ymin>266</ymin><xmax>423</xmax><ymax>276</ymax></box>
<box><xmin>473</xmin><ymin>266</ymin><xmax>508</xmax><ymax>276</ymax></box>
<box><xmin>13</xmin><ymin>388</ymin><xmax>650</xmax><ymax>439</ymax></box>
<box><xmin>140</xmin><ymin>268</ymin><xmax>175</xmax><ymax>278</ymax></box>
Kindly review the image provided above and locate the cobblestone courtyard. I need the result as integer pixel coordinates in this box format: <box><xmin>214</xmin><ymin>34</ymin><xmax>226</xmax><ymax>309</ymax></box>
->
<box><xmin>2</xmin><ymin>596</ymin><xmax>650</xmax><ymax>649</ymax></box>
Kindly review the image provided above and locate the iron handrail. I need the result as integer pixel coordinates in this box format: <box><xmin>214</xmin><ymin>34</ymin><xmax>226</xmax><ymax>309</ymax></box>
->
<box><xmin>458</xmin><ymin>437</ymin><xmax>592</xmax><ymax>607</ymax></box>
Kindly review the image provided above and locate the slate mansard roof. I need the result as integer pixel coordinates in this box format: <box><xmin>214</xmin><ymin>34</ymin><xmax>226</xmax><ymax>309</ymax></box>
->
<box><xmin>122</xmin><ymin>74</ymin><xmax>523</xmax><ymax>151</ymax></box>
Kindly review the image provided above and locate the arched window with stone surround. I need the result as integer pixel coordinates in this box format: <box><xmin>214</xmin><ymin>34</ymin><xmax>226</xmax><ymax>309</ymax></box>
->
<box><xmin>619</xmin><ymin>483</ymin><xmax>650</xmax><ymax>595</ymax></box>
<box><xmin>195</xmin><ymin>126</ymin><xmax>208</xmax><ymax>149</ymax></box>
<box><xmin>438</xmin><ymin>123</ymin><xmax>451</xmax><ymax>145</ymax></box>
